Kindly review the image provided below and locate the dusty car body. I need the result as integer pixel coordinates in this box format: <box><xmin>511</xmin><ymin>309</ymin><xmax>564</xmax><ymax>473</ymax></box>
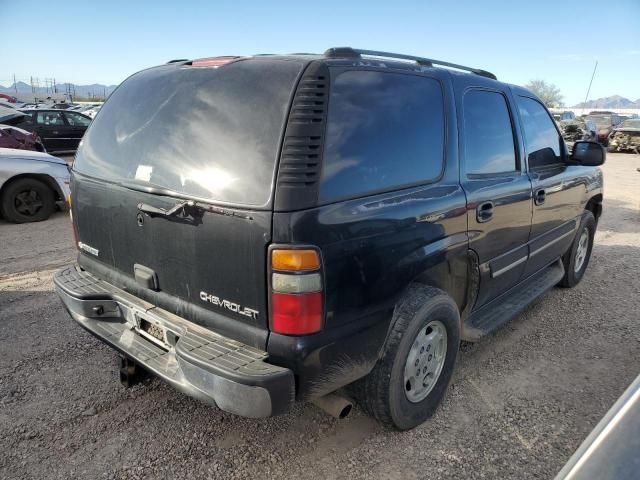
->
<box><xmin>558</xmin><ymin>118</ymin><xmax>597</xmax><ymax>148</ymax></box>
<box><xmin>555</xmin><ymin>374</ymin><xmax>640</xmax><ymax>480</ymax></box>
<box><xmin>0</xmin><ymin>147</ymin><xmax>70</xmax><ymax>222</ymax></box>
<box><xmin>0</xmin><ymin>125</ymin><xmax>45</xmax><ymax>152</ymax></box>
<box><xmin>607</xmin><ymin>119</ymin><xmax>640</xmax><ymax>153</ymax></box>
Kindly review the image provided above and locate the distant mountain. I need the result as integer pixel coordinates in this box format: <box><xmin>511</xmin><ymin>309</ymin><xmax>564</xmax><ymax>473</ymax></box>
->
<box><xmin>573</xmin><ymin>95</ymin><xmax>640</xmax><ymax>109</ymax></box>
<box><xmin>0</xmin><ymin>81</ymin><xmax>117</xmax><ymax>99</ymax></box>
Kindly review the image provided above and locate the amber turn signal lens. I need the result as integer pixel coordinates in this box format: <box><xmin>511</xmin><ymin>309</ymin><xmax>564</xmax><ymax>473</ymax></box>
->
<box><xmin>272</xmin><ymin>249</ymin><xmax>320</xmax><ymax>271</ymax></box>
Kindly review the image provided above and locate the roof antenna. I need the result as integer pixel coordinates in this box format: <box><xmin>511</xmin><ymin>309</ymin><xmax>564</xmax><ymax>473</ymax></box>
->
<box><xmin>582</xmin><ymin>60</ymin><xmax>598</xmax><ymax>116</ymax></box>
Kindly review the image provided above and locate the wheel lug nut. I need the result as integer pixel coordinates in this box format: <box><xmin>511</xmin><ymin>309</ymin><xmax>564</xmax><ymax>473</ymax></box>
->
<box><xmin>428</xmin><ymin>354</ymin><xmax>432</xmax><ymax>361</ymax></box>
<box><xmin>420</xmin><ymin>346</ymin><xmax>424</xmax><ymax>354</ymax></box>
<box><xmin>415</xmin><ymin>358</ymin><xmax>419</xmax><ymax>367</ymax></box>
<box><xmin>422</xmin><ymin>367</ymin><xmax>427</xmax><ymax>374</ymax></box>
<box><xmin>426</xmin><ymin>344</ymin><xmax>431</xmax><ymax>352</ymax></box>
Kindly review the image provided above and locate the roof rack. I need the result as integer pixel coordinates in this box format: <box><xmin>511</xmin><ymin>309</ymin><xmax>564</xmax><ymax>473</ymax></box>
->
<box><xmin>323</xmin><ymin>47</ymin><xmax>497</xmax><ymax>81</ymax></box>
<box><xmin>166</xmin><ymin>59</ymin><xmax>189</xmax><ymax>64</ymax></box>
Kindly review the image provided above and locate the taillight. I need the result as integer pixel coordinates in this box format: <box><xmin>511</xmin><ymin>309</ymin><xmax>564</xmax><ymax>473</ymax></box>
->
<box><xmin>68</xmin><ymin>192</ymin><xmax>79</xmax><ymax>248</ymax></box>
<box><xmin>270</xmin><ymin>248</ymin><xmax>323</xmax><ymax>335</ymax></box>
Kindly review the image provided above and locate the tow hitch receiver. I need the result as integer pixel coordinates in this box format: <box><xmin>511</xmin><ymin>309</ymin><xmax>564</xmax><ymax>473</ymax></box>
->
<box><xmin>119</xmin><ymin>356</ymin><xmax>149</xmax><ymax>387</ymax></box>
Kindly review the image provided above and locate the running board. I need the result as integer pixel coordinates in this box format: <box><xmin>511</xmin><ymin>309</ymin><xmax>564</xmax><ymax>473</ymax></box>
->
<box><xmin>462</xmin><ymin>259</ymin><xmax>565</xmax><ymax>341</ymax></box>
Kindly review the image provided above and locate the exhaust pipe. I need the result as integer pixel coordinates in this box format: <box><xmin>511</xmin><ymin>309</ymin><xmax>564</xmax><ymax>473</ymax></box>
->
<box><xmin>311</xmin><ymin>393</ymin><xmax>353</xmax><ymax>419</ymax></box>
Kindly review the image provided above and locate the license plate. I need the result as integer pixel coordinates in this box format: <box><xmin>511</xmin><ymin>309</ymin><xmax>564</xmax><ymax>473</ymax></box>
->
<box><xmin>137</xmin><ymin>316</ymin><xmax>168</xmax><ymax>347</ymax></box>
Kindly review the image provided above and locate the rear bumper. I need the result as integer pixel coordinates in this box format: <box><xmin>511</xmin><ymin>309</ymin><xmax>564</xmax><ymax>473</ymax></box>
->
<box><xmin>54</xmin><ymin>265</ymin><xmax>294</xmax><ymax>417</ymax></box>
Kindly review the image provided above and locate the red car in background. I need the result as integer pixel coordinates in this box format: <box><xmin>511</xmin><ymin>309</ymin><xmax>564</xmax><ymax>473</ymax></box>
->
<box><xmin>0</xmin><ymin>93</ymin><xmax>18</xmax><ymax>103</ymax></box>
<box><xmin>0</xmin><ymin>106</ymin><xmax>46</xmax><ymax>152</ymax></box>
<box><xmin>0</xmin><ymin>125</ymin><xmax>45</xmax><ymax>152</ymax></box>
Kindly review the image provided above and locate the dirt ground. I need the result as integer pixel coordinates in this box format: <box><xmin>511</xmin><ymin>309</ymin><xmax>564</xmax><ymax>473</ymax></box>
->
<box><xmin>1</xmin><ymin>154</ymin><xmax>639</xmax><ymax>480</ymax></box>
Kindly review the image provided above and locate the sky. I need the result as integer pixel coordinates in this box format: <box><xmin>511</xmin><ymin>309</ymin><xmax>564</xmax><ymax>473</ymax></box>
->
<box><xmin>2</xmin><ymin>0</ymin><xmax>639</xmax><ymax>106</ymax></box>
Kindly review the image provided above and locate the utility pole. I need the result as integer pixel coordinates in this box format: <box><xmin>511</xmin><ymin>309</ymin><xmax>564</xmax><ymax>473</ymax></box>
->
<box><xmin>13</xmin><ymin>73</ymin><xmax>17</xmax><ymax>94</ymax></box>
<box><xmin>582</xmin><ymin>61</ymin><xmax>598</xmax><ymax>116</ymax></box>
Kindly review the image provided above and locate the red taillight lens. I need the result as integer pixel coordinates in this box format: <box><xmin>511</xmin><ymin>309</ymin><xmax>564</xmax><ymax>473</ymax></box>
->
<box><xmin>272</xmin><ymin>292</ymin><xmax>322</xmax><ymax>335</ymax></box>
<box><xmin>270</xmin><ymin>247</ymin><xmax>324</xmax><ymax>335</ymax></box>
<box><xmin>191</xmin><ymin>56</ymin><xmax>240</xmax><ymax>68</ymax></box>
<box><xmin>68</xmin><ymin>193</ymin><xmax>79</xmax><ymax>248</ymax></box>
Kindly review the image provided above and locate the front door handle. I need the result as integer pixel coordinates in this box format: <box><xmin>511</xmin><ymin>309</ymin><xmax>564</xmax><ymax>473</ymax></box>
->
<box><xmin>476</xmin><ymin>201</ymin><xmax>494</xmax><ymax>223</ymax></box>
<box><xmin>535</xmin><ymin>189</ymin><xmax>546</xmax><ymax>205</ymax></box>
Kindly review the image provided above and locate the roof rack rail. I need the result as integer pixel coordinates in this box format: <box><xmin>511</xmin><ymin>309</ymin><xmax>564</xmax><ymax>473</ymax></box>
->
<box><xmin>323</xmin><ymin>47</ymin><xmax>497</xmax><ymax>80</ymax></box>
<box><xmin>166</xmin><ymin>59</ymin><xmax>189</xmax><ymax>64</ymax></box>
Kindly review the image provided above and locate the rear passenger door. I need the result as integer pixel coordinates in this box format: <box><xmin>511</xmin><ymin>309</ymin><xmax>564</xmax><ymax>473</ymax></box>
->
<box><xmin>515</xmin><ymin>95</ymin><xmax>584</xmax><ymax>277</ymax></box>
<box><xmin>460</xmin><ymin>89</ymin><xmax>533</xmax><ymax>307</ymax></box>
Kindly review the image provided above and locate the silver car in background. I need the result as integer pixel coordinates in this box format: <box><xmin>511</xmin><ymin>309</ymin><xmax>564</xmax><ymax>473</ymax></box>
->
<box><xmin>0</xmin><ymin>147</ymin><xmax>70</xmax><ymax>223</ymax></box>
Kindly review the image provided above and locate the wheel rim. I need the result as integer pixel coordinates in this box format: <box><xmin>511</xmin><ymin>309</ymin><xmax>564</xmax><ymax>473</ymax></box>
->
<box><xmin>14</xmin><ymin>189</ymin><xmax>44</xmax><ymax>217</ymax></box>
<box><xmin>574</xmin><ymin>229</ymin><xmax>589</xmax><ymax>273</ymax></box>
<box><xmin>403</xmin><ymin>320</ymin><xmax>447</xmax><ymax>403</ymax></box>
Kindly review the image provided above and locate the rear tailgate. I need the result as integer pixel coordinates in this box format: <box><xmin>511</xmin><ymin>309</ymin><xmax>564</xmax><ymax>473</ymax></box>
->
<box><xmin>71</xmin><ymin>57</ymin><xmax>307</xmax><ymax>349</ymax></box>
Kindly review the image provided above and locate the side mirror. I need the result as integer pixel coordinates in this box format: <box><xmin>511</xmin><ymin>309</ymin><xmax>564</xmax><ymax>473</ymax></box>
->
<box><xmin>571</xmin><ymin>141</ymin><xmax>605</xmax><ymax>166</ymax></box>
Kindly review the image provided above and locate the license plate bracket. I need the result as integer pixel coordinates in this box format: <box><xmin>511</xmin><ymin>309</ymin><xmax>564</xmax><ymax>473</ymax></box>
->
<box><xmin>135</xmin><ymin>315</ymin><xmax>169</xmax><ymax>349</ymax></box>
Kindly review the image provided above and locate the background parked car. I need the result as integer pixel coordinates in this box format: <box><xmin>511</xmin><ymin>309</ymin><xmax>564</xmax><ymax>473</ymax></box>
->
<box><xmin>0</xmin><ymin>125</ymin><xmax>45</xmax><ymax>152</ymax></box>
<box><xmin>551</xmin><ymin>110</ymin><xmax>575</xmax><ymax>121</ymax></box>
<box><xmin>0</xmin><ymin>93</ymin><xmax>18</xmax><ymax>103</ymax></box>
<box><xmin>0</xmin><ymin>147</ymin><xmax>70</xmax><ymax>223</ymax></box>
<box><xmin>584</xmin><ymin>113</ymin><xmax>622</xmax><ymax>145</ymax></box>
<box><xmin>607</xmin><ymin>118</ymin><xmax>640</xmax><ymax>153</ymax></box>
<box><xmin>558</xmin><ymin>118</ymin><xmax>598</xmax><ymax>149</ymax></box>
<box><xmin>9</xmin><ymin>109</ymin><xmax>92</xmax><ymax>154</ymax></box>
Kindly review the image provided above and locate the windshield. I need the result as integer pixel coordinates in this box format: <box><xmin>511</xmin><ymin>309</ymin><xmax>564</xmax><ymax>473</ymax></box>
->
<box><xmin>586</xmin><ymin>115</ymin><xmax>612</xmax><ymax>128</ymax></box>
<box><xmin>619</xmin><ymin>119</ymin><xmax>640</xmax><ymax>129</ymax></box>
<box><xmin>73</xmin><ymin>58</ymin><xmax>304</xmax><ymax>207</ymax></box>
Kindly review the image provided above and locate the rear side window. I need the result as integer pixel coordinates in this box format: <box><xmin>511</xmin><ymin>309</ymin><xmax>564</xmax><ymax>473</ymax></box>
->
<box><xmin>516</xmin><ymin>96</ymin><xmax>562</xmax><ymax>168</ymax></box>
<box><xmin>319</xmin><ymin>71</ymin><xmax>444</xmax><ymax>202</ymax></box>
<box><xmin>463</xmin><ymin>90</ymin><xmax>517</xmax><ymax>175</ymax></box>
<box><xmin>64</xmin><ymin>111</ymin><xmax>91</xmax><ymax>126</ymax></box>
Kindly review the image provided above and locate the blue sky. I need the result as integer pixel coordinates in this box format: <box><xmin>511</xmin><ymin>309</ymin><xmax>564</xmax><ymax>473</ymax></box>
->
<box><xmin>2</xmin><ymin>0</ymin><xmax>639</xmax><ymax>105</ymax></box>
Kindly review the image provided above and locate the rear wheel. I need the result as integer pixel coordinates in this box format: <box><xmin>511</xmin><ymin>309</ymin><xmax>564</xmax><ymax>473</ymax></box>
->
<box><xmin>558</xmin><ymin>211</ymin><xmax>596</xmax><ymax>288</ymax></box>
<box><xmin>0</xmin><ymin>178</ymin><xmax>55</xmax><ymax>223</ymax></box>
<box><xmin>351</xmin><ymin>285</ymin><xmax>460</xmax><ymax>430</ymax></box>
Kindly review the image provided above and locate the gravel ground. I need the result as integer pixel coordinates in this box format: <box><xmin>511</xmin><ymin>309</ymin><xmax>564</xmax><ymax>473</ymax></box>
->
<box><xmin>1</xmin><ymin>154</ymin><xmax>639</xmax><ymax>479</ymax></box>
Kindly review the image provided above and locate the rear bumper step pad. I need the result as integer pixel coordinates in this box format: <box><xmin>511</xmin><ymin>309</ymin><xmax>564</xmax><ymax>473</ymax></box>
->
<box><xmin>54</xmin><ymin>265</ymin><xmax>294</xmax><ymax>417</ymax></box>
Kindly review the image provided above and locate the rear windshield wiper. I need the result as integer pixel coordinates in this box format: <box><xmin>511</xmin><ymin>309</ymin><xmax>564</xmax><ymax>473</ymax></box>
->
<box><xmin>137</xmin><ymin>200</ymin><xmax>253</xmax><ymax>221</ymax></box>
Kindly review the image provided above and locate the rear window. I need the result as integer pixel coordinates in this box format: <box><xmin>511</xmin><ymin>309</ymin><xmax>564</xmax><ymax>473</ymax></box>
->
<box><xmin>73</xmin><ymin>59</ymin><xmax>303</xmax><ymax>207</ymax></box>
<box><xmin>319</xmin><ymin>71</ymin><xmax>445</xmax><ymax>202</ymax></box>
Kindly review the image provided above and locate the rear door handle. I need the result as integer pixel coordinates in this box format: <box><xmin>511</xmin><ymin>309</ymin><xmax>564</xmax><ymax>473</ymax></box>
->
<box><xmin>476</xmin><ymin>201</ymin><xmax>494</xmax><ymax>223</ymax></box>
<box><xmin>535</xmin><ymin>189</ymin><xmax>546</xmax><ymax>205</ymax></box>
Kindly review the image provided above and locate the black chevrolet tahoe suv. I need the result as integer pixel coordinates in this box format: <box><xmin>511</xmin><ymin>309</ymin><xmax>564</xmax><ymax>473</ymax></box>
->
<box><xmin>54</xmin><ymin>48</ymin><xmax>605</xmax><ymax>430</ymax></box>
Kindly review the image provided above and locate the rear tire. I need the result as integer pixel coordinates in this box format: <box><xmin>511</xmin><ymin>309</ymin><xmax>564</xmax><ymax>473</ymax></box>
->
<box><xmin>351</xmin><ymin>285</ymin><xmax>460</xmax><ymax>430</ymax></box>
<box><xmin>0</xmin><ymin>178</ymin><xmax>55</xmax><ymax>223</ymax></box>
<box><xmin>558</xmin><ymin>211</ymin><xmax>596</xmax><ymax>288</ymax></box>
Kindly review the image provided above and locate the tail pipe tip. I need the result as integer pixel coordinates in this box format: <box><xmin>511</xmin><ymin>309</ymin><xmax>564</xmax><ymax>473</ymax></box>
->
<box><xmin>311</xmin><ymin>393</ymin><xmax>353</xmax><ymax>419</ymax></box>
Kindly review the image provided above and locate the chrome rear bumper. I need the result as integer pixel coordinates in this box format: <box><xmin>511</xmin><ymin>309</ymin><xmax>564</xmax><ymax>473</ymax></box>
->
<box><xmin>54</xmin><ymin>265</ymin><xmax>294</xmax><ymax>417</ymax></box>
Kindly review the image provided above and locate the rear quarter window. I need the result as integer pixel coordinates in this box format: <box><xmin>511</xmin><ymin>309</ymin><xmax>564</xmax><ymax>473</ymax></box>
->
<box><xmin>319</xmin><ymin>71</ymin><xmax>445</xmax><ymax>202</ymax></box>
